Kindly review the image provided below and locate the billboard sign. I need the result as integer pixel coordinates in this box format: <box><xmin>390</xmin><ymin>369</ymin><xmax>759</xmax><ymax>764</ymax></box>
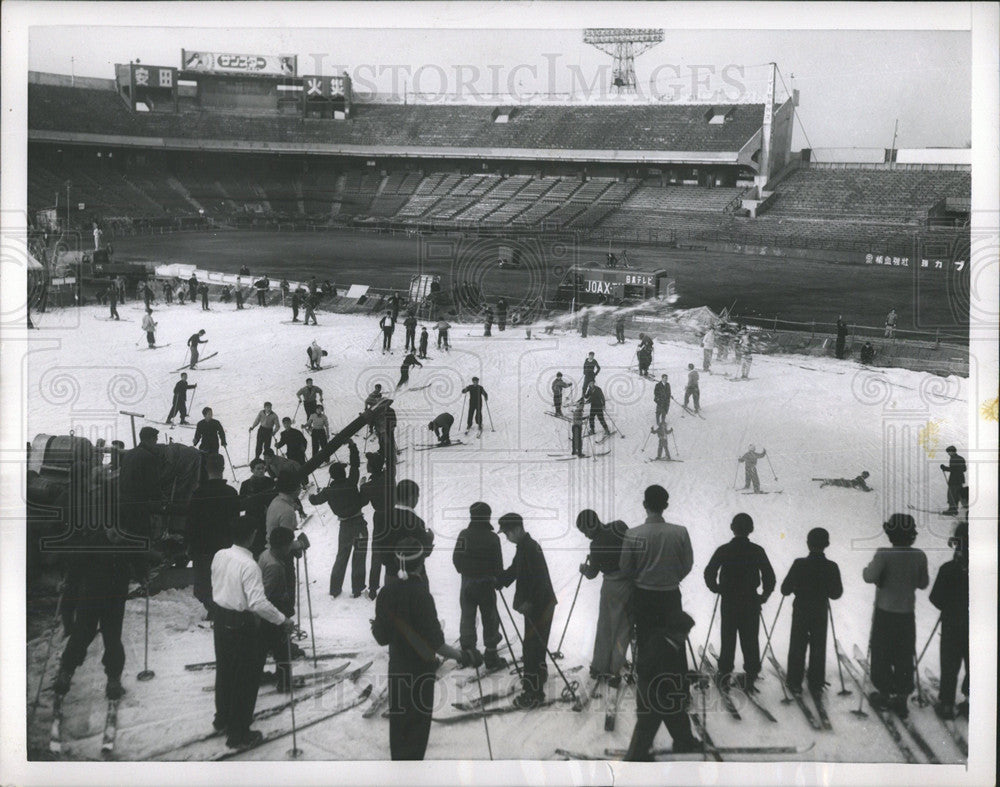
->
<box><xmin>181</xmin><ymin>50</ymin><xmax>297</xmax><ymax>77</ymax></box>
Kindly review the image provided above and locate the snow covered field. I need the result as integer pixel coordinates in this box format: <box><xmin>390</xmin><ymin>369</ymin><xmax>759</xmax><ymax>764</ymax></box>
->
<box><xmin>25</xmin><ymin>300</ymin><xmax>969</xmax><ymax>763</ymax></box>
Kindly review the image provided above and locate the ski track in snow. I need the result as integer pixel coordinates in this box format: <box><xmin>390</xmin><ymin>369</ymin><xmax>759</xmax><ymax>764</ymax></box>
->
<box><xmin>26</xmin><ymin>304</ymin><xmax>968</xmax><ymax>762</ymax></box>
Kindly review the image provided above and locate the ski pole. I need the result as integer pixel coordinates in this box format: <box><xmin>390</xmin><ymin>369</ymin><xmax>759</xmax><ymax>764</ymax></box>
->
<box><xmin>296</xmin><ymin>559</ymin><xmax>302</xmax><ymax>637</ymax></box>
<box><xmin>916</xmin><ymin>613</ymin><xmax>941</xmax><ymax>668</ymax></box>
<box><xmin>247</xmin><ymin>429</ymin><xmax>253</xmax><ymax>464</ymax></box>
<box><xmin>640</xmin><ymin>429</ymin><xmax>652</xmax><ymax>453</ymax></box>
<box><xmin>844</xmin><ymin>638</ymin><xmax>868</xmax><ymax>717</ymax></box>
<box><xmin>520</xmin><ymin>610</ymin><xmax>582</xmax><ymax>709</ymax></box>
<box><xmin>29</xmin><ymin>588</ymin><xmax>65</xmax><ymax>726</ymax></box>
<box><xmin>733</xmin><ymin>459</ymin><xmax>742</xmax><ymax>489</ymax></box>
<box><xmin>827</xmin><ymin>602</ymin><xmax>851</xmax><ymax>696</ymax></box>
<box><xmin>697</xmin><ymin>594</ymin><xmax>720</xmax><ymax>672</ymax></box>
<box><xmin>497</xmin><ymin>589</ymin><xmax>525</xmax><ymax>649</ymax></box>
<box><xmin>758</xmin><ymin>609</ymin><xmax>793</xmax><ymax>705</ymax></box>
<box><xmin>759</xmin><ymin>595</ymin><xmax>785</xmax><ymax>664</ymax></box>
<box><xmin>285</xmin><ymin>635</ymin><xmax>302</xmax><ymax>758</ymax></box>
<box><xmin>137</xmin><ymin>572</ymin><xmax>155</xmax><ymax>681</ymax></box>
<box><xmin>473</xmin><ymin>666</ymin><xmax>494</xmax><ymax>760</ymax></box>
<box><xmin>670</xmin><ymin>430</ymin><xmax>680</xmax><ymax>459</ymax></box>
<box><xmin>459</xmin><ymin>393</ymin><xmax>468</xmax><ymax>432</ymax></box>
<box><xmin>367</xmin><ymin>328</ymin><xmax>380</xmax><ymax>352</ymax></box>
<box><xmin>187</xmin><ymin>386</ymin><xmax>198</xmax><ymax>418</ymax></box>
<box><xmin>292</xmin><ymin>401</ymin><xmax>301</xmax><ymax>422</ymax></box>
<box><xmin>495</xmin><ymin>600</ymin><xmax>523</xmax><ymax>680</ymax></box>
<box><xmin>302</xmin><ymin>550</ymin><xmax>318</xmax><ymax>668</ymax></box>
<box><xmin>913</xmin><ymin>648</ymin><xmax>928</xmax><ymax>707</ymax></box>
<box><xmin>765</xmin><ymin>452</ymin><xmax>778</xmax><ymax>481</ymax></box>
<box><xmin>553</xmin><ymin>568</ymin><xmax>585</xmax><ymax>660</ymax></box>
<box><xmin>223</xmin><ymin>445</ymin><xmax>238</xmax><ymax>484</ymax></box>
<box><xmin>484</xmin><ymin>399</ymin><xmax>495</xmax><ymax>432</ymax></box>
<box><xmin>605</xmin><ymin>412</ymin><xmax>625</xmax><ymax>439</ymax></box>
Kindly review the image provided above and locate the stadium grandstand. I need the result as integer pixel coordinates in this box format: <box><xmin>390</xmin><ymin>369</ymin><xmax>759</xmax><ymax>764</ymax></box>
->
<box><xmin>27</xmin><ymin>55</ymin><xmax>970</xmax><ymax>265</ymax></box>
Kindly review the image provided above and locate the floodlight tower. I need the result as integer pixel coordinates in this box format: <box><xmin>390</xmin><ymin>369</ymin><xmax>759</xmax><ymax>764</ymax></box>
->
<box><xmin>583</xmin><ymin>28</ymin><xmax>664</xmax><ymax>94</ymax></box>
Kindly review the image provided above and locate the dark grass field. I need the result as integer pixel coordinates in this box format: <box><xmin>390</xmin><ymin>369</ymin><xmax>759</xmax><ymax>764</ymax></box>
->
<box><xmin>114</xmin><ymin>228</ymin><xmax>969</xmax><ymax>337</ymax></box>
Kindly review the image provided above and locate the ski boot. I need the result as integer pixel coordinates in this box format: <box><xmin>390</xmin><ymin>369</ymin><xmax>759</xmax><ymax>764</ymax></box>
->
<box><xmin>888</xmin><ymin>694</ymin><xmax>909</xmax><ymax>719</ymax></box>
<box><xmin>53</xmin><ymin>668</ymin><xmax>73</xmax><ymax>696</ymax></box>
<box><xmin>483</xmin><ymin>649</ymin><xmax>508</xmax><ymax>671</ymax></box>
<box><xmin>934</xmin><ymin>701</ymin><xmax>956</xmax><ymax>720</ymax></box>
<box><xmin>867</xmin><ymin>691</ymin><xmax>888</xmax><ymax>712</ymax></box>
<box><xmin>512</xmin><ymin>689</ymin><xmax>545</xmax><ymax>710</ymax></box>
<box><xmin>106</xmin><ymin>676</ymin><xmax>125</xmax><ymax>700</ymax></box>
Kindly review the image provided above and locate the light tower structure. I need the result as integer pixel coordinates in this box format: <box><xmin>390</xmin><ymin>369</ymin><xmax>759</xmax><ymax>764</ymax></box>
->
<box><xmin>583</xmin><ymin>28</ymin><xmax>664</xmax><ymax>94</ymax></box>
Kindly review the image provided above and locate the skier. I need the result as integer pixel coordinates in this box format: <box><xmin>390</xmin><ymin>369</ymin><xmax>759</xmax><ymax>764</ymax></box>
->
<box><xmin>738</xmin><ymin>445</ymin><xmax>767</xmax><ymax>493</ymax></box>
<box><xmin>249</xmin><ymin>402</ymin><xmax>280</xmax><ymax>460</ymax></box>
<box><xmin>835</xmin><ymin>316</ymin><xmax>849</xmax><ymax>359</ymax></box>
<box><xmin>280</xmin><ymin>278</ymin><xmax>290</xmax><ymax>305</ymax></box>
<box><xmin>403</xmin><ymin>313</ymin><xmax>418</xmax><ymax>352</ymax></box>
<box><xmin>636</xmin><ymin>334</ymin><xmax>654</xmax><ymax>377</ymax></box>
<box><xmin>306</xmin><ymin>340</ymin><xmax>326</xmax><ymax>371</ymax></box>
<box><xmin>462</xmin><ymin>377</ymin><xmax>488</xmax><ymax>433</ymax></box>
<box><xmin>199</xmin><ymin>282</ymin><xmax>210</xmax><ymax>311</ymax></box>
<box><xmin>142</xmin><ymin>281</ymin><xmax>155</xmax><ymax>309</ymax></box>
<box><xmin>682</xmin><ymin>363</ymin><xmax>700</xmax><ymax>412</ymax></box>
<box><xmin>417</xmin><ymin>326</ymin><xmax>429</xmax><ymax>359</ymax></box>
<box><xmin>884</xmin><ymin>307</ymin><xmax>897</xmax><ymax>338</ymax></box>
<box><xmin>296</xmin><ymin>378</ymin><xmax>324</xmax><ymax>419</ymax></box>
<box><xmin>265</xmin><ymin>471</ymin><xmax>306</xmax><ymax>539</ymax></box>
<box><xmin>210</xmin><ymin>516</ymin><xmax>295</xmax><ymax>750</ymax></box>
<box><xmin>239</xmin><ymin>458</ymin><xmax>277</xmax><ymax>559</ymax></box>
<box><xmin>388</xmin><ymin>291</ymin><xmax>401</xmax><ymax>322</ymax></box>
<box><xmin>186</xmin><ymin>453</ymin><xmax>239</xmax><ymax>619</ymax></box>
<box><xmin>361</xmin><ymin>451</ymin><xmax>394</xmax><ymax>599</ymax></box>
<box><xmin>193</xmin><ymin>406</ymin><xmax>227</xmax><ymax>457</ymax></box>
<box><xmin>304</xmin><ymin>404</ymin><xmax>330</xmax><ymax>459</ymax></box>
<box><xmin>580</xmin><ymin>310</ymin><xmax>589</xmax><ymax>338</ymax></box>
<box><xmin>576</xmin><ymin>510</ymin><xmax>630</xmax><ymax>685</ymax></box>
<box><xmin>551</xmin><ymin>372</ymin><xmax>573</xmax><ymax>416</ymax></box>
<box><xmin>570</xmin><ymin>399</ymin><xmax>585</xmax><ymax>457</ymax></box>
<box><xmin>435</xmin><ymin>320</ymin><xmax>451</xmax><ymax>351</ymax></box>
<box><xmin>380</xmin><ymin>311</ymin><xmax>396</xmax><ymax>353</ymax></box>
<box><xmin>176</xmin><ymin>283</ymin><xmax>186</xmax><ymax>305</ymax></box>
<box><xmin>397</xmin><ymin>351</ymin><xmax>423</xmax><ymax>389</ymax></box>
<box><xmin>259</xmin><ymin>527</ymin><xmax>306</xmax><ymax>692</ymax></box>
<box><xmin>739</xmin><ymin>335</ymin><xmax>753</xmax><ymax>379</ymax></box>
<box><xmin>162</xmin><ymin>279</ymin><xmax>173</xmax><ymax>304</ymax></box>
<box><xmin>614</xmin><ymin>314</ymin><xmax>626</xmax><ymax>344</ymax></box>
<box><xmin>497</xmin><ymin>513</ymin><xmax>557</xmax><ymax>708</ymax></box>
<box><xmin>105</xmin><ymin>283</ymin><xmax>120</xmax><ymax>320</ymax></box>
<box><xmin>452</xmin><ymin>502</ymin><xmax>508</xmax><ymax>670</ymax></box>
<box><xmin>290</xmin><ymin>289</ymin><xmax>301</xmax><ymax>323</ymax></box>
<box><xmin>309</xmin><ymin>440</ymin><xmax>369</xmax><ymax>598</ymax></box>
<box><xmin>234</xmin><ymin>283</ymin><xmax>244</xmax><ymax>310</ymax></box>
<box><xmin>702</xmin><ymin>327</ymin><xmax>715</xmax><ymax>372</ymax></box>
<box><xmin>582</xmin><ymin>352</ymin><xmax>601</xmax><ymax>392</ymax></box>
<box><xmin>188</xmin><ymin>274</ymin><xmax>199</xmax><ymax>303</ymax></box>
<box><xmin>483</xmin><ymin>307</ymin><xmax>494</xmax><ymax>337</ymax></box>
<box><xmin>141</xmin><ymin>308</ymin><xmax>157</xmax><ymax>348</ymax></box>
<box><xmin>262</xmin><ymin>449</ymin><xmax>302</xmax><ymax>488</ymax></box>
<box><xmin>378</xmin><ymin>480</ymin><xmax>434</xmax><ymax>587</ymax></box>
<box><xmin>814</xmin><ymin>471</ymin><xmax>873</xmax><ymax>491</ymax></box>
<box><xmin>780</xmin><ymin>527</ymin><xmax>843</xmax><ymax>696</ymax></box>
<box><xmin>653</xmin><ymin>374</ymin><xmax>671</xmax><ymax>425</ymax></box>
<box><xmin>585</xmin><ymin>383</ymin><xmax>611</xmax><ymax>437</ymax></box>
<box><xmin>166</xmin><ymin>373</ymin><xmax>197</xmax><ymax>425</ymax></box>
<box><xmin>428</xmin><ymin>412</ymin><xmax>454</xmax><ymax>446</ymax></box>
<box><xmin>703</xmin><ymin>513</ymin><xmax>776</xmax><ymax>692</ymax></box>
<box><xmin>650</xmin><ymin>421</ymin><xmax>674</xmax><ymax>460</ymax></box>
<box><xmin>187</xmin><ymin>329</ymin><xmax>208</xmax><ymax>369</ymax></box>
<box><xmin>372</xmin><ymin>537</ymin><xmax>480</xmax><ymax>760</ymax></box>
<box><xmin>302</xmin><ymin>292</ymin><xmax>318</xmax><ymax>326</ymax></box>
<box><xmin>275</xmin><ymin>417</ymin><xmax>308</xmax><ymax>466</ymax></box>
<box><xmin>254</xmin><ymin>274</ymin><xmax>270</xmax><ymax>307</ymax></box>
<box><xmin>862</xmin><ymin>513</ymin><xmax>929</xmax><ymax>717</ymax></box>
<box><xmin>940</xmin><ymin>445</ymin><xmax>967</xmax><ymax>515</ymax></box>
<box><xmin>929</xmin><ymin>520</ymin><xmax>969</xmax><ymax>719</ymax></box>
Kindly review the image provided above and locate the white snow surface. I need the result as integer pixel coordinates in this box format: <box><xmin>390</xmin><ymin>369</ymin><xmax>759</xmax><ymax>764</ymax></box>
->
<box><xmin>26</xmin><ymin>301</ymin><xmax>969</xmax><ymax>763</ymax></box>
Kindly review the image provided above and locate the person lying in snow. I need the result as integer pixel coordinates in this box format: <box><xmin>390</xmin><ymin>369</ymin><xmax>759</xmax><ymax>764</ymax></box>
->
<box><xmin>812</xmin><ymin>471</ymin><xmax>873</xmax><ymax>492</ymax></box>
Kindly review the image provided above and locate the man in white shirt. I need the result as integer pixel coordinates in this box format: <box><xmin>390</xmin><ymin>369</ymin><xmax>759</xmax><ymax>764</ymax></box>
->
<box><xmin>211</xmin><ymin>516</ymin><xmax>295</xmax><ymax>749</ymax></box>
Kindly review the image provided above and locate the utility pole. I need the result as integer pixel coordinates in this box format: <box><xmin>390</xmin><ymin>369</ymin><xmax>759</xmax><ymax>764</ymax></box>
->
<box><xmin>889</xmin><ymin>119</ymin><xmax>899</xmax><ymax>168</ymax></box>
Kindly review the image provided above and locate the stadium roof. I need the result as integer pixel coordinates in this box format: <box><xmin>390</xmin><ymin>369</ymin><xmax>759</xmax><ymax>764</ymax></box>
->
<box><xmin>28</xmin><ymin>78</ymin><xmax>767</xmax><ymax>165</ymax></box>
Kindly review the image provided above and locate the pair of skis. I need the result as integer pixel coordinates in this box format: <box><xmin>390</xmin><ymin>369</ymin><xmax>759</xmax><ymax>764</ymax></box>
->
<box><xmin>555</xmin><ymin>742</ymin><xmax>816</xmax><ymax>760</ymax></box>
<box><xmin>413</xmin><ymin>440</ymin><xmax>465</xmax><ymax>451</ymax></box>
<box><xmin>704</xmin><ymin>645</ymin><xmax>778</xmax><ymax>724</ymax></box>
<box><xmin>170</xmin><ymin>351</ymin><xmax>219</xmax><ymax>373</ymax></box>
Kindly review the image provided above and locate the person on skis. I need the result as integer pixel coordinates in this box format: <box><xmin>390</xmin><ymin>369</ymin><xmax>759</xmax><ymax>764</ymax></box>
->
<box><xmin>428</xmin><ymin>412</ymin><xmax>454</xmax><ymax>446</ymax></box>
<box><xmin>653</xmin><ymin>374</ymin><xmax>670</xmax><ymax>425</ymax></box>
<box><xmin>403</xmin><ymin>313</ymin><xmax>418</xmax><ymax>352</ymax></box>
<box><xmin>650</xmin><ymin>421</ymin><xmax>674</xmax><ymax>460</ymax></box>
<box><xmin>814</xmin><ymin>471</ymin><xmax>873</xmax><ymax>491</ymax></box>
<box><xmin>187</xmin><ymin>329</ymin><xmax>208</xmax><ymax>369</ymax></box>
<box><xmin>380</xmin><ymin>312</ymin><xmax>396</xmax><ymax>353</ymax></box>
<box><xmin>929</xmin><ymin>520</ymin><xmax>969</xmax><ymax>720</ymax></box>
<box><xmin>462</xmin><ymin>377</ymin><xmax>488</xmax><ymax>433</ymax></box>
<box><xmin>275</xmin><ymin>417</ymin><xmax>308</xmax><ymax>466</ymax></box>
<box><xmin>585</xmin><ymin>383</ymin><xmax>611</xmax><ymax>437</ymax></box>
<box><xmin>141</xmin><ymin>308</ymin><xmax>157</xmax><ymax>349</ymax></box>
<box><xmin>304</xmin><ymin>404</ymin><xmax>330</xmax><ymax>459</ymax></box>
<box><xmin>683</xmin><ymin>364</ymin><xmax>700</xmax><ymax>412</ymax></box>
<box><xmin>397</xmin><ymin>351</ymin><xmax>423</xmax><ymax>389</ymax></box>
<box><xmin>418</xmin><ymin>326</ymin><xmax>429</xmax><ymax>359</ymax></box>
<box><xmin>551</xmin><ymin>372</ymin><xmax>573</xmax><ymax>416</ymax></box>
<box><xmin>582</xmin><ymin>352</ymin><xmax>601</xmax><ymax>391</ymax></box>
<box><xmin>166</xmin><ymin>373</ymin><xmax>196</xmax><ymax>425</ymax></box>
<box><xmin>738</xmin><ymin>445</ymin><xmax>767</xmax><ymax>493</ymax></box>
<box><xmin>296</xmin><ymin>378</ymin><xmax>324</xmax><ymax>418</ymax></box>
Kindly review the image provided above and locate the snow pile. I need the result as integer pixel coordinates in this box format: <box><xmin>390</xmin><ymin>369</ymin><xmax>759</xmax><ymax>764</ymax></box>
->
<box><xmin>26</xmin><ymin>301</ymin><xmax>968</xmax><ymax>763</ymax></box>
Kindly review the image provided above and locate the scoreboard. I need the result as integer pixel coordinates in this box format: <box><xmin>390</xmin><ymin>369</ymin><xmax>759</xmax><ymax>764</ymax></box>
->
<box><xmin>556</xmin><ymin>266</ymin><xmax>675</xmax><ymax>306</ymax></box>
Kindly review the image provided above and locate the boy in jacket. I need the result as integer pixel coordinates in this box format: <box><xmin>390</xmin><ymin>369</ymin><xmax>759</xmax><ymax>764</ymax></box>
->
<box><xmin>929</xmin><ymin>520</ymin><xmax>968</xmax><ymax>719</ymax></box>
<box><xmin>452</xmin><ymin>502</ymin><xmax>506</xmax><ymax>670</ymax></box>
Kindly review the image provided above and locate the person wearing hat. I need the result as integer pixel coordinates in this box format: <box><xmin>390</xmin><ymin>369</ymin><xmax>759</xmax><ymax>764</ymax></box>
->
<box><xmin>275</xmin><ymin>417</ymin><xmax>308</xmax><ymax>467</ymax></box>
<box><xmin>653</xmin><ymin>374</ymin><xmax>671</xmax><ymax>425</ymax></box>
<box><xmin>372</xmin><ymin>537</ymin><xmax>482</xmax><ymax>760</ymax></box>
<box><xmin>187</xmin><ymin>453</ymin><xmax>240</xmax><ymax>619</ymax></box>
<box><xmin>814</xmin><ymin>470</ymin><xmax>873</xmax><ymax>492</ymax></box>
<box><xmin>249</xmin><ymin>402</ymin><xmax>280</xmax><ymax>461</ymax></box>
<box><xmin>379</xmin><ymin>479</ymin><xmax>434</xmax><ymax>587</ymax></box>
<box><xmin>780</xmin><ymin>527</ymin><xmax>843</xmax><ymax>696</ymax></box>
<box><xmin>361</xmin><ymin>451</ymin><xmax>394</xmax><ymax>598</ymax></box>
<box><xmin>738</xmin><ymin>444</ymin><xmax>767</xmax><ymax>493</ymax></box>
<box><xmin>304</xmin><ymin>404</ymin><xmax>330</xmax><ymax>459</ymax></box>
<box><xmin>940</xmin><ymin>445</ymin><xmax>967</xmax><ymax>515</ymax></box>
<box><xmin>461</xmin><ymin>377</ymin><xmax>488</xmax><ymax>434</ymax></box>
<box><xmin>576</xmin><ymin>510</ymin><xmax>631</xmax><ymax>686</ymax></box>
<box><xmin>166</xmin><ymin>373</ymin><xmax>197</xmax><ymax>425</ymax></box>
<box><xmin>551</xmin><ymin>372</ymin><xmax>572</xmax><ymax>417</ymax></box>
<box><xmin>239</xmin><ymin>458</ymin><xmax>277</xmax><ymax>559</ymax></box>
<box><xmin>428</xmin><ymin>412</ymin><xmax>454</xmax><ymax>446</ymax></box>
<box><xmin>452</xmin><ymin>503</ymin><xmax>506</xmax><ymax>670</ymax></box>
<box><xmin>703</xmin><ymin>513</ymin><xmax>775</xmax><ymax>692</ymax></box>
<box><xmin>862</xmin><ymin>513</ymin><xmax>929</xmax><ymax>717</ymax></box>
<box><xmin>187</xmin><ymin>329</ymin><xmax>208</xmax><ymax>369</ymax></box>
<box><xmin>309</xmin><ymin>440</ymin><xmax>369</xmax><ymax>598</ymax></box>
<box><xmin>929</xmin><ymin>520</ymin><xmax>969</xmax><ymax>719</ymax></box>
<box><xmin>497</xmin><ymin>513</ymin><xmax>557</xmax><ymax>708</ymax></box>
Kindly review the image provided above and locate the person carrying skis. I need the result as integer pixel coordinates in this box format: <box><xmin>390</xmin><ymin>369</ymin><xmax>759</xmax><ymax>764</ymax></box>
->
<box><xmin>193</xmin><ymin>406</ymin><xmax>227</xmax><ymax>457</ymax></box>
<box><xmin>428</xmin><ymin>412</ymin><xmax>454</xmax><ymax>446</ymax></box>
<box><xmin>418</xmin><ymin>326</ymin><xmax>429</xmax><ymax>359</ymax></box>
<box><xmin>186</xmin><ymin>453</ymin><xmax>239</xmax><ymax>619</ymax></box>
<box><xmin>780</xmin><ymin>527</ymin><xmax>843</xmax><ymax>696</ymax></box>
<box><xmin>306</xmin><ymin>340</ymin><xmax>326</xmax><ymax>371</ymax></box>
<box><xmin>551</xmin><ymin>372</ymin><xmax>572</xmax><ymax>416</ymax></box>
<box><xmin>701</xmin><ymin>327</ymin><xmax>715</xmax><ymax>372</ymax></box>
<box><xmin>452</xmin><ymin>502</ymin><xmax>507</xmax><ymax>671</ymax></box>
<box><xmin>576</xmin><ymin>510</ymin><xmax>631</xmax><ymax>686</ymax></box>
<box><xmin>309</xmin><ymin>440</ymin><xmax>369</xmax><ymax>598</ymax></box>
<box><xmin>585</xmin><ymin>383</ymin><xmax>611</xmax><ymax>437</ymax></box>
<box><xmin>682</xmin><ymin>363</ymin><xmax>700</xmax><ymax>412</ymax></box>
<box><xmin>275</xmin><ymin>417</ymin><xmax>308</xmax><ymax>466</ymax></box>
<box><xmin>703</xmin><ymin>513</ymin><xmax>775</xmax><ymax>693</ymax></box>
<box><xmin>435</xmin><ymin>320</ymin><xmax>451</xmax><ymax>351</ymax></box>
<box><xmin>403</xmin><ymin>313</ymin><xmax>418</xmax><ymax>352</ymax></box>
<box><xmin>650</xmin><ymin>420</ymin><xmax>674</xmax><ymax>461</ymax></box>
<box><xmin>141</xmin><ymin>308</ymin><xmax>157</xmax><ymax>349</ymax></box>
<box><xmin>940</xmin><ymin>445</ymin><xmax>967</xmax><ymax>515</ymax></box>
<box><xmin>738</xmin><ymin>445</ymin><xmax>767</xmax><ymax>493</ymax></box>
<box><xmin>815</xmin><ymin>471</ymin><xmax>873</xmax><ymax>491</ymax></box>
<box><xmin>361</xmin><ymin>451</ymin><xmax>395</xmax><ymax>599</ymax></box>
<box><xmin>462</xmin><ymin>377</ymin><xmax>488</xmax><ymax>433</ymax></box>
<box><xmin>582</xmin><ymin>352</ymin><xmax>601</xmax><ymax>391</ymax></box>
<box><xmin>862</xmin><ymin>513</ymin><xmax>929</xmax><ymax>717</ymax></box>
<box><xmin>166</xmin><ymin>373</ymin><xmax>197</xmax><ymax>425</ymax></box>
<box><xmin>372</xmin><ymin>537</ymin><xmax>481</xmax><ymax>760</ymax></box>
<box><xmin>296</xmin><ymin>378</ymin><xmax>324</xmax><ymax>418</ymax></box>
<box><xmin>304</xmin><ymin>404</ymin><xmax>330</xmax><ymax>459</ymax></box>
<box><xmin>653</xmin><ymin>374</ymin><xmax>670</xmax><ymax>425</ymax></box>
<box><xmin>397</xmin><ymin>351</ymin><xmax>423</xmax><ymax>389</ymax></box>
<box><xmin>249</xmin><ymin>402</ymin><xmax>280</xmax><ymax>460</ymax></box>
<box><xmin>929</xmin><ymin>520</ymin><xmax>969</xmax><ymax>719</ymax></box>
<box><xmin>497</xmin><ymin>513</ymin><xmax>557</xmax><ymax>708</ymax></box>
<box><xmin>380</xmin><ymin>311</ymin><xmax>396</xmax><ymax>353</ymax></box>
<box><xmin>614</xmin><ymin>314</ymin><xmax>626</xmax><ymax>344</ymax></box>
<box><xmin>239</xmin><ymin>458</ymin><xmax>277</xmax><ymax>559</ymax></box>
<box><xmin>187</xmin><ymin>329</ymin><xmax>208</xmax><ymax>369</ymax></box>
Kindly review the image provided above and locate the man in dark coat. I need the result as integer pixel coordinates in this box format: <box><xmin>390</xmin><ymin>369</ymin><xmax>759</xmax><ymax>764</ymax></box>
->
<box><xmin>496</xmin><ymin>298</ymin><xmax>508</xmax><ymax>331</ymax></box>
<box><xmin>835</xmin><ymin>316</ymin><xmax>849</xmax><ymax>359</ymax></box>
<box><xmin>239</xmin><ymin>458</ymin><xmax>277</xmax><ymax>559</ymax></box>
<box><xmin>275</xmin><ymin>417</ymin><xmax>308</xmax><ymax>466</ymax></box>
<box><xmin>403</xmin><ymin>313</ymin><xmax>418</xmax><ymax>352</ymax></box>
<box><xmin>193</xmin><ymin>406</ymin><xmax>227</xmax><ymax>457</ymax></box>
<box><xmin>929</xmin><ymin>521</ymin><xmax>969</xmax><ymax>719</ymax></box>
<box><xmin>361</xmin><ymin>451</ymin><xmax>395</xmax><ymax>599</ymax></box>
<box><xmin>653</xmin><ymin>374</ymin><xmax>671</xmax><ymax>425</ymax></box>
<box><xmin>940</xmin><ymin>445</ymin><xmax>967</xmax><ymax>515</ymax></box>
<box><xmin>166</xmin><ymin>373</ymin><xmax>197</xmax><ymax>425</ymax></box>
<box><xmin>461</xmin><ymin>377</ymin><xmax>488</xmax><ymax>432</ymax></box>
<box><xmin>585</xmin><ymin>384</ymin><xmax>611</xmax><ymax>437</ymax></box>
<box><xmin>378</xmin><ymin>479</ymin><xmax>433</xmax><ymax>586</ymax></box>
<box><xmin>187</xmin><ymin>454</ymin><xmax>239</xmax><ymax>618</ymax></box>
<box><xmin>428</xmin><ymin>412</ymin><xmax>454</xmax><ymax>446</ymax></box>
<box><xmin>452</xmin><ymin>502</ymin><xmax>506</xmax><ymax>669</ymax></box>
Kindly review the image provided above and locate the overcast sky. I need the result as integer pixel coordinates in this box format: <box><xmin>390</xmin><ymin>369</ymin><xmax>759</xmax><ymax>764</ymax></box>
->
<box><xmin>28</xmin><ymin>26</ymin><xmax>971</xmax><ymax>150</ymax></box>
